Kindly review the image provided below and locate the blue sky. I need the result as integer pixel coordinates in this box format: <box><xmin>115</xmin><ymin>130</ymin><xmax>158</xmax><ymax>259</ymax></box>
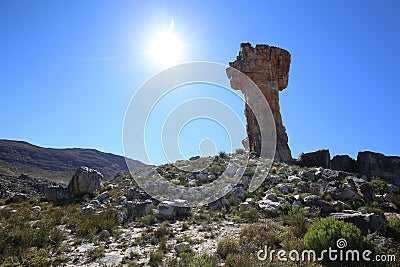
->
<box><xmin>1</xmin><ymin>1</ymin><xmax>399</xmax><ymax>165</ymax></box>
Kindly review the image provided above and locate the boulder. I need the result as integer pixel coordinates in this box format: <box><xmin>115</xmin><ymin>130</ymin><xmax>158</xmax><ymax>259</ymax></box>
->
<box><xmin>189</xmin><ymin>156</ymin><xmax>200</xmax><ymax>161</ymax></box>
<box><xmin>126</xmin><ymin>187</ymin><xmax>148</xmax><ymax>201</ymax></box>
<box><xmin>96</xmin><ymin>191</ymin><xmax>110</xmax><ymax>204</ymax></box>
<box><xmin>288</xmin><ymin>176</ymin><xmax>302</xmax><ymax>183</ymax></box>
<box><xmin>324</xmin><ymin>181</ymin><xmax>362</xmax><ymax>201</ymax></box>
<box><xmin>258</xmin><ymin>200</ymin><xmax>282</xmax><ymax>213</ymax></box>
<box><xmin>359</xmin><ymin>183</ymin><xmax>374</xmax><ymax>204</ymax></box>
<box><xmin>117</xmin><ymin>211</ymin><xmax>127</xmax><ymax>224</ymax></box>
<box><xmin>157</xmin><ymin>200</ymin><xmax>191</xmax><ymax>220</ymax></box>
<box><xmin>330</xmin><ymin>210</ymin><xmax>384</xmax><ymax>235</ymax></box>
<box><xmin>297</xmin><ymin>181</ymin><xmax>310</xmax><ymax>193</ymax></box>
<box><xmin>208</xmin><ymin>197</ymin><xmax>230</xmax><ymax>210</ymax></box>
<box><xmin>303</xmin><ymin>195</ymin><xmax>333</xmax><ymax>213</ymax></box>
<box><xmin>297</xmin><ymin>149</ymin><xmax>330</xmax><ymax>168</ymax></box>
<box><xmin>230</xmin><ymin>185</ymin><xmax>245</xmax><ymax>201</ymax></box>
<box><xmin>68</xmin><ymin>167</ymin><xmax>104</xmax><ymax>197</ymax></box>
<box><xmin>44</xmin><ymin>185</ymin><xmax>71</xmax><ymax>201</ymax></box>
<box><xmin>299</xmin><ymin>170</ymin><xmax>315</xmax><ymax>181</ymax></box>
<box><xmin>258</xmin><ymin>193</ymin><xmax>287</xmax><ymax>213</ymax></box>
<box><xmin>320</xmin><ymin>169</ymin><xmax>346</xmax><ymax>181</ymax></box>
<box><xmin>331</xmin><ymin>155</ymin><xmax>356</xmax><ymax>172</ymax></box>
<box><xmin>98</xmin><ymin>229</ymin><xmax>111</xmax><ymax>241</ymax></box>
<box><xmin>277</xmin><ymin>183</ymin><xmax>291</xmax><ymax>194</ymax></box>
<box><xmin>82</xmin><ymin>204</ymin><xmax>95</xmax><ymax>214</ymax></box>
<box><xmin>357</xmin><ymin>151</ymin><xmax>400</xmax><ymax>180</ymax></box>
<box><xmin>174</xmin><ymin>242</ymin><xmax>191</xmax><ymax>254</ymax></box>
<box><xmin>11</xmin><ymin>193</ymin><xmax>29</xmax><ymax>203</ymax></box>
<box><xmin>125</xmin><ymin>200</ymin><xmax>153</xmax><ymax>217</ymax></box>
<box><xmin>310</xmin><ymin>179</ymin><xmax>328</xmax><ymax>195</ymax></box>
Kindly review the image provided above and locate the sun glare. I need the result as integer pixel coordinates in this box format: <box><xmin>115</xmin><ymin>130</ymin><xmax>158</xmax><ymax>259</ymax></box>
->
<box><xmin>149</xmin><ymin>19</ymin><xmax>182</xmax><ymax>68</ymax></box>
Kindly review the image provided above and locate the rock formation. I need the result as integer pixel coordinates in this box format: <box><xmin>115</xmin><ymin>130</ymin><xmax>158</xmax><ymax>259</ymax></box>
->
<box><xmin>298</xmin><ymin>149</ymin><xmax>331</xmax><ymax>169</ymax></box>
<box><xmin>229</xmin><ymin>43</ymin><xmax>292</xmax><ymax>162</ymax></box>
<box><xmin>357</xmin><ymin>151</ymin><xmax>400</xmax><ymax>180</ymax></box>
<box><xmin>68</xmin><ymin>166</ymin><xmax>104</xmax><ymax>197</ymax></box>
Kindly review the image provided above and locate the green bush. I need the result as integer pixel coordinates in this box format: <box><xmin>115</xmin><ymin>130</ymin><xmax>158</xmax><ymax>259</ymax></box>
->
<box><xmin>370</xmin><ymin>179</ymin><xmax>387</xmax><ymax>195</ymax></box>
<box><xmin>69</xmin><ymin>209</ymin><xmax>119</xmax><ymax>239</ymax></box>
<box><xmin>89</xmin><ymin>246</ymin><xmax>105</xmax><ymax>260</ymax></box>
<box><xmin>279</xmin><ymin>206</ymin><xmax>308</xmax><ymax>237</ymax></box>
<box><xmin>216</xmin><ymin>238</ymin><xmax>239</xmax><ymax>260</ymax></box>
<box><xmin>237</xmin><ymin>207</ymin><xmax>259</xmax><ymax>223</ymax></box>
<box><xmin>140</xmin><ymin>213</ymin><xmax>158</xmax><ymax>225</ymax></box>
<box><xmin>304</xmin><ymin>217</ymin><xmax>369</xmax><ymax>266</ymax></box>
<box><xmin>239</xmin><ymin>222</ymin><xmax>283</xmax><ymax>255</ymax></box>
<box><xmin>225</xmin><ymin>254</ymin><xmax>259</xmax><ymax>267</ymax></box>
<box><xmin>387</xmin><ymin>217</ymin><xmax>400</xmax><ymax>241</ymax></box>
<box><xmin>149</xmin><ymin>250</ymin><xmax>164</xmax><ymax>267</ymax></box>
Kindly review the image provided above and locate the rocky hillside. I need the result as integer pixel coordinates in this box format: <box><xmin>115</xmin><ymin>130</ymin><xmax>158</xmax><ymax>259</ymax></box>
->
<box><xmin>0</xmin><ymin>140</ymin><xmax>147</xmax><ymax>183</ymax></box>
<box><xmin>0</xmin><ymin>153</ymin><xmax>399</xmax><ymax>266</ymax></box>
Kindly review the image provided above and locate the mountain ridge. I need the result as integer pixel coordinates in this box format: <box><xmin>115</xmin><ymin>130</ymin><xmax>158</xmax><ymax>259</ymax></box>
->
<box><xmin>0</xmin><ymin>139</ymin><xmax>147</xmax><ymax>183</ymax></box>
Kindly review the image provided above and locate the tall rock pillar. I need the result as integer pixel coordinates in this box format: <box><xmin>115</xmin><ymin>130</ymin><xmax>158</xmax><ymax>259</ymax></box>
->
<box><xmin>229</xmin><ymin>43</ymin><xmax>292</xmax><ymax>162</ymax></box>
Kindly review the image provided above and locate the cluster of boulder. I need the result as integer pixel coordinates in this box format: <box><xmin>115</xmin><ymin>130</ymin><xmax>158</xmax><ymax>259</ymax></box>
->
<box><xmin>43</xmin><ymin>166</ymin><xmax>104</xmax><ymax>200</ymax></box>
<box><xmin>297</xmin><ymin>149</ymin><xmax>400</xmax><ymax>184</ymax></box>
<box><xmin>41</xmin><ymin>166</ymin><xmax>193</xmax><ymax>224</ymax></box>
<box><xmin>253</xmin><ymin>165</ymin><xmax>397</xmax><ymax>234</ymax></box>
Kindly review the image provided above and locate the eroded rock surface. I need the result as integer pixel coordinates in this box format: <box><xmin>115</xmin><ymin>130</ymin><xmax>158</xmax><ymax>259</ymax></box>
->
<box><xmin>229</xmin><ymin>43</ymin><xmax>292</xmax><ymax>162</ymax></box>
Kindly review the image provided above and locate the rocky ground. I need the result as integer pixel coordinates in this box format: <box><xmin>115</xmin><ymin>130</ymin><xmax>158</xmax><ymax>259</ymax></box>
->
<box><xmin>0</xmin><ymin>153</ymin><xmax>400</xmax><ymax>266</ymax></box>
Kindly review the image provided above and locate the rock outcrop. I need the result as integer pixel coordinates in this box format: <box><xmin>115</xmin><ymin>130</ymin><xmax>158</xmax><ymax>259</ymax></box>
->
<box><xmin>229</xmin><ymin>43</ymin><xmax>292</xmax><ymax>162</ymax></box>
<box><xmin>331</xmin><ymin>210</ymin><xmax>384</xmax><ymax>235</ymax></box>
<box><xmin>331</xmin><ymin>155</ymin><xmax>356</xmax><ymax>172</ymax></box>
<box><xmin>357</xmin><ymin>151</ymin><xmax>400</xmax><ymax>181</ymax></box>
<box><xmin>297</xmin><ymin>149</ymin><xmax>331</xmax><ymax>168</ymax></box>
<box><xmin>68</xmin><ymin>166</ymin><xmax>104</xmax><ymax>197</ymax></box>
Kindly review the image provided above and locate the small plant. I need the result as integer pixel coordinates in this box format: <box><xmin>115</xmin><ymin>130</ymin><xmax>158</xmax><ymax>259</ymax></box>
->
<box><xmin>279</xmin><ymin>206</ymin><xmax>308</xmax><ymax>237</ymax></box>
<box><xmin>239</xmin><ymin>222</ymin><xmax>283</xmax><ymax>255</ymax></box>
<box><xmin>218</xmin><ymin>151</ymin><xmax>228</xmax><ymax>159</ymax></box>
<box><xmin>89</xmin><ymin>245</ymin><xmax>105</xmax><ymax>260</ymax></box>
<box><xmin>216</xmin><ymin>238</ymin><xmax>239</xmax><ymax>260</ymax></box>
<box><xmin>235</xmin><ymin>148</ymin><xmax>245</xmax><ymax>155</ymax></box>
<box><xmin>140</xmin><ymin>214</ymin><xmax>158</xmax><ymax>225</ymax></box>
<box><xmin>225</xmin><ymin>253</ymin><xmax>261</xmax><ymax>267</ymax></box>
<box><xmin>149</xmin><ymin>250</ymin><xmax>164</xmax><ymax>267</ymax></box>
<box><xmin>159</xmin><ymin>236</ymin><xmax>168</xmax><ymax>252</ymax></box>
<box><xmin>181</xmin><ymin>222</ymin><xmax>189</xmax><ymax>231</ymax></box>
<box><xmin>387</xmin><ymin>217</ymin><xmax>400</xmax><ymax>241</ymax></box>
<box><xmin>370</xmin><ymin>179</ymin><xmax>387</xmax><ymax>195</ymax></box>
<box><xmin>238</xmin><ymin>207</ymin><xmax>259</xmax><ymax>223</ymax></box>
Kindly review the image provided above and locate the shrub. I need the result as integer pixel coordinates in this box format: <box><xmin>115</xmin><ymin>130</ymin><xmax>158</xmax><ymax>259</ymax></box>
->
<box><xmin>149</xmin><ymin>250</ymin><xmax>164</xmax><ymax>267</ymax></box>
<box><xmin>69</xmin><ymin>209</ymin><xmax>119</xmax><ymax>239</ymax></box>
<box><xmin>387</xmin><ymin>217</ymin><xmax>400</xmax><ymax>241</ymax></box>
<box><xmin>239</xmin><ymin>222</ymin><xmax>283</xmax><ymax>255</ymax></box>
<box><xmin>20</xmin><ymin>248</ymin><xmax>52</xmax><ymax>267</ymax></box>
<box><xmin>225</xmin><ymin>254</ymin><xmax>262</xmax><ymax>267</ymax></box>
<box><xmin>304</xmin><ymin>217</ymin><xmax>369</xmax><ymax>266</ymax></box>
<box><xmin>216</xmin><ymin>238</ymin><xmax>239</xmax><ymax>259</ymax></box>
<box><xmin>170</xmin><ymin>252</ymin><xmax>217</xmax><ymax>267</ymax></box>
<box><xmin>219</xmin><ymin>151</ymin><xmax>228</xmax><ymax>159</ymax></box>
<box><xmin>154</xmin><ymin>222</ymin><xmax>173</xmax><ymax>239</ymax></box>
<box><xmin>237</xmin><ymin>207</ymin><xmax>259</xmax><ymax>223</ymax></box>
<box><xmin>370</xmin><ymin>179</ymin><xmax>387</xmax><ymax>195</ymax></box>
<box><xmin>89</xmin><ymin>246</ymin><xmax>105</xmax><ymax>260</ymax></box>
<box><xmin>279</xmin><ymin>206</ymin><xmax>308</xmax><ymax>237</ymax></box>
<box><xmin>235</xmin><ymin>148</ymin><xmax>245</xmax><ymax>155</ymax></box>
<box><xmin>140</xmin><ymin>214</ymin><xmax>158</xmax><ymax>225</ymax></box>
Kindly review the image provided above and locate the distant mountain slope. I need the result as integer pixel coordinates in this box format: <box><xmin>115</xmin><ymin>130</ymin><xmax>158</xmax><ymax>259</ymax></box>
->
<box><xmin>0</xmin><ymin>140</ymin><xmax>147</xmax><ymax>183</ymax></box>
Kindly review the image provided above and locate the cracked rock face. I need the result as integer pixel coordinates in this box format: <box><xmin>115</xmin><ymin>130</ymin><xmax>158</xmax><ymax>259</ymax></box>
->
<box><xmin>229</xmin><ymin>43</ymin><xmax>292</xmax><ymax>162</ymax></box>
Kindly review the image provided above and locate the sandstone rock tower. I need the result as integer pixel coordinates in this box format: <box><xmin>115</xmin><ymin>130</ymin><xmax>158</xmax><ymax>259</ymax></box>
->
<box><xmin>229</xmin><ymin>43</ymin><xmax>292</xmax><ymax>162</ymax></box>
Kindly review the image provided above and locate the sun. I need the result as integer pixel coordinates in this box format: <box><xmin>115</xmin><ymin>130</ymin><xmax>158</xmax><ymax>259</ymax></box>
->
<box><xmin>149</xmin><ymin>20</ymin><xmax>182</xmax><ymax>68</ymax></box>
